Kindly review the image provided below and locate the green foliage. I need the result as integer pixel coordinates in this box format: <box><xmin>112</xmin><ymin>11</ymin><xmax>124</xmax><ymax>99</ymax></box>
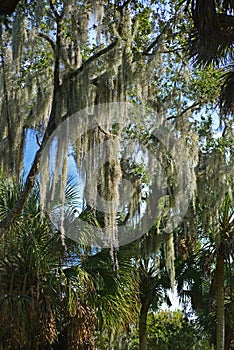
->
<box><xmin>95</xmin><ymin>310</ymin><xmax>211</xmax><ymax>350</ymax></box>
<box><xmin>175</xmin><ymin>193</ymin><xmax>234</xmax><ymax>349</ymax></box>
<box><xmin>0</xmin><ymin>176</ymin><xmax>141</xmax><ymax>349</ymax></box>
<box><xmin>132</xmin><ymin>7</ymin><xmax>152</xmax><ymax>56</ymax></box>
<box><xmin>187</xmin><ymin>66</ymin><xmax>223</xmax><ymax>105</ymax></box>
<box><xmin>2</xmin><ymin>1</ymin><xmax>234</xmax><ymax>349</ymax></box>
<box><xmin>147</xmin><ymin>311</ymin><xmax>211</xmax><ymax>350</ymax></box>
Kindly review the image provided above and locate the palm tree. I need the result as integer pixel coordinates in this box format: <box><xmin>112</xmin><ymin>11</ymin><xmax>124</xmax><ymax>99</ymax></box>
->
<box><xmin>80</xmin><ymin>241</ymin><xmax>139</xmax><ymax>349</ymax></box>
<box><xmin>184</xmin><ymin>0</ymin><xmax>234</xmax><ymax>114</ymax></box>
<box><xmin>0</xmin><ymin>178</ymin><xmax>96</xmax><ymax>349</ymax></box>
<box><xmin>138</xmin><ymin>256</ymin><xmax>170</xmax><ymax>350</ymax></box>
<box><xmin>176</xmin><ymin>195</ymin><xmax>234</xmax><ymax>350</ymax></box>
<box><xmin>215</xmin><ymin>195</ymin><xmax>234</xmax><ymax>350</ymax></box>
<box><xmin>121</xmin><ymin>228</ymin><xmax>172</xmax><ymax>350</ymax></box>
<box><xmin>0</xmin><ymin>176</ymin><xmax>141</xmax><ymax>349</ymax></box>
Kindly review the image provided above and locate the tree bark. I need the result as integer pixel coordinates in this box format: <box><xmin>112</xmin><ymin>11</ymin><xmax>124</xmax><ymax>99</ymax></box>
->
<box><xmin>216</xmin><ymin>253</ymin><xmax>225</xmax><ymax>350</ymax></box>
<box><xmin>139</xmin><ymin>300</ymin><xmax>150</xmax><ymax>350</ymax></box>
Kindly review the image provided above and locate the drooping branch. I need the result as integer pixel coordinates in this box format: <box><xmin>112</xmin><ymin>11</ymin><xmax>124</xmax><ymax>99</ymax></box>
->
<box><xmin>0</xmin><ymin>81</ymin><xmax>59</xmax><ymax>234</ymax></box>
<box><xmin>38</xmin><ymin>32</ymin><xmax>56</xmax><ymax>52</ymax></box>
<box><xmin>0</xmin><ymin>37</ymin><xmax>120</xmax><ymax>233</ymax></box>
<box><xmin>0</xmin><ymin>11</ymin><xmax>62</xmax><ymax>233</ymax></box>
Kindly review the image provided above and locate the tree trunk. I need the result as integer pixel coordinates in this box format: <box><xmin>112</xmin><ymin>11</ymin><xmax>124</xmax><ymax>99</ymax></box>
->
<box><xmin>139</xmin><ymin>300</ymin><xmax>150</xmax><ymax>350</ymax></box>
<box><xmin>216</xmin><ymin>254</ymin><xmax>225</xmax><ymax>350</ymax></box>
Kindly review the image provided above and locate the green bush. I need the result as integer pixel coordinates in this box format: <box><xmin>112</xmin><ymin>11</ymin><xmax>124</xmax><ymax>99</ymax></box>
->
<box><xmin>147</xmin><ymin>311</ymin><xmax>211</xmax><ymax>350</ymax></box>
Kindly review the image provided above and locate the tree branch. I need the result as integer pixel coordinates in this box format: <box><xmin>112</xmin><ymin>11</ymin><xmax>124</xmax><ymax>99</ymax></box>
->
<box><xmin>167</xmin><ymin>102</ymin><xmax>200</xmax><ymax>120</ymax></box>
<box><xmin>38</xmin><ymin>32</ymin><xmax>55</xmax><ymax>51</ymax></box>
<box><xmin>0</xmin><ymin>12</ymin><xmax>63</xmax><ymax>233</ymax></box>
<box><xmin>49</xmin><ymin>0</ymin><xmax>62</xmax><ymax>20</ymax></box>
<box><xmin>0</xmin><ymin>96</ymin><xmax>60</xmax><ymax>233</ymax></box>
<box><xmin>0</xmin><ymin>6</ymin><xmax>184</xmax><ymax>232</ymax></box>
<box><xmin>142</xmin><ymin>13</ymin><xmax>181</xmax><ymax>56</ymax></box>
<box><xmin>142</xmin><ymin>5</ymin><xmax>189</xmax><ymax>57</ymax></box>
<box><xmin>93</xmin><ymin>119</ymin><xmax>117</xmax><ymax>139</ymax></box>
<box><xmin>65</xmin><ymin>39</ymin><xmax>118</xmax><ymax>81</ymax></box>
<box><xmin>0</xmin><ymin>38</ymin><xmax>119</xmax><ymax>233</ymax></box>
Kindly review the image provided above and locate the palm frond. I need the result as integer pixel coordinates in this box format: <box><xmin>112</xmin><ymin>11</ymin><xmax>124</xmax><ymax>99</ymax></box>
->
<box><xmin>188</xmin><ymin>0</ymin><xmax>234</xmax><ymax>65</ymax></box>
<box><xmin>0</xmin><ymin>0</ymin><xmax>20</xmax><ymax>15</ymax></box>
<box><xmin>220</xmin><ymin>69</ymin><xmax>234</xmax><ymax>115</ymax></box>
<box><xmin>81</xmin><ymin>248</ymin><xmax>138</xmax><ymax>332</ymax></box>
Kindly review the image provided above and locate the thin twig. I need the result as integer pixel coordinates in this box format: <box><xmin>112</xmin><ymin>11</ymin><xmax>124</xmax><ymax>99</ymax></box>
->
<box><xmin>167</xmin><ymin>102</ymin><xmax>200</xmax><ymax>120</ymax></box>
<box><xmin>38</xmin><ymin>32</ymin><xmax>55</xmax><ymax>51</ymax></box>
<box><xmin>96</xmin><ymin>124</ymin><xmax>116</xmax><ymax>139</ymax></box>
<box><xmin>36</xmin><ymin>134</ymin><xmax>41</xmax><ymax>147</ymax></box>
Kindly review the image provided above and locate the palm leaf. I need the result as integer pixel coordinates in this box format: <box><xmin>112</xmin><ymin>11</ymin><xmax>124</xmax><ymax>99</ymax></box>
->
<box><xmin>220</xmin><ymin>68</ymin><xmax>234</xmax><ymax>115</ymax></box>
<box><xmin>188</xmin><ymin>0</ymin><xmax>234</xmax><ymax>65</ymax></box>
